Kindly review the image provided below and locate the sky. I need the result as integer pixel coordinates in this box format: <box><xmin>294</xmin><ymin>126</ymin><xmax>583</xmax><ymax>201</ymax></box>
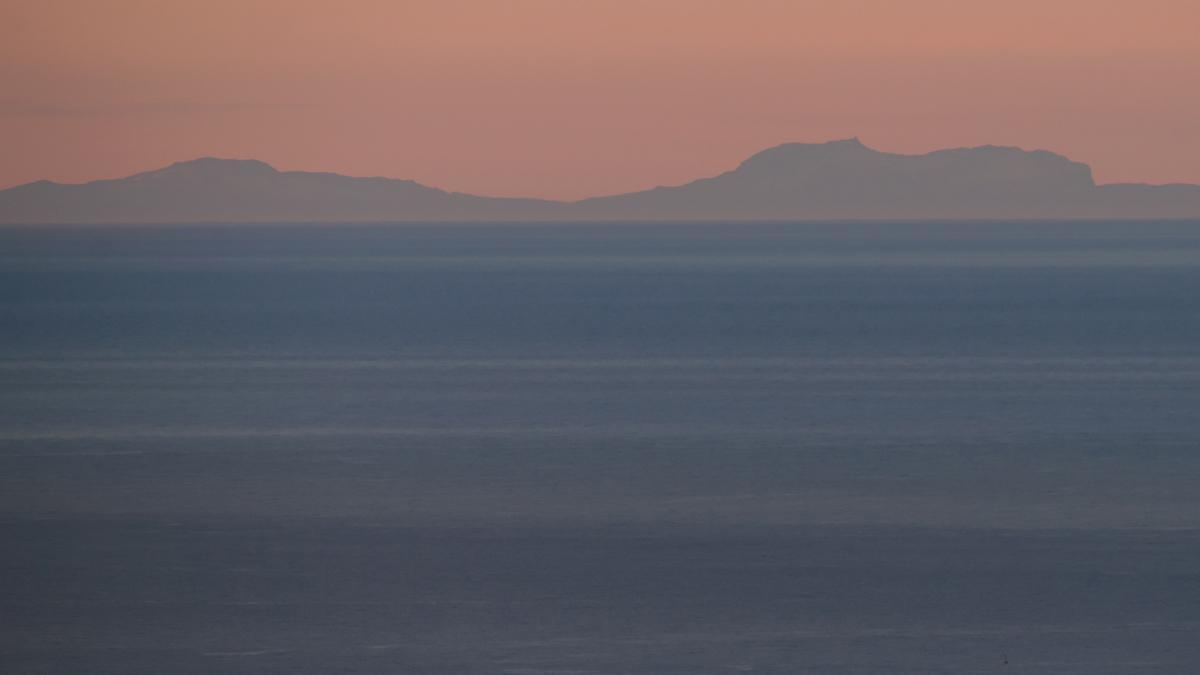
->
<box><xmin>1</xmin><ymin>0</ymin><xmax>1198</xmax><ymax>199</ymax></box>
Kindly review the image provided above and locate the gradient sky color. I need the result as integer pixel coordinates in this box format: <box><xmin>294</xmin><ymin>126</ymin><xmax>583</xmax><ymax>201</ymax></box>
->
<box><xmin>2</xmin><ymin>0</ymin><xmax>1198</xmax><ymax>199</ymax></box>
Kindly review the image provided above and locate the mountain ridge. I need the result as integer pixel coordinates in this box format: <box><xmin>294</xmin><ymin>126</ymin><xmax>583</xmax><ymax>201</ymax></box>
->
<box><xmin>3</xmin><ymin>140</ymin><xmax>1199</xmax><ymax>222</ymax></box>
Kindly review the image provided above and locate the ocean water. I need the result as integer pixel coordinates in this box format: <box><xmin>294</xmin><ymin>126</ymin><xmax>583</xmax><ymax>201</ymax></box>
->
<box><xmin>2</xmin><ymin>221</ymin><xmax>1200</xmax><ymax>673</ymax></box>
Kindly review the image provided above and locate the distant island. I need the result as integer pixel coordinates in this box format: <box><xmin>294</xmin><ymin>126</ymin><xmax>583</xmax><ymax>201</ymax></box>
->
<box><xmin>3</xmin><ymin>139</ymin><xmax>1199</xmax><ymax>223</ymax></box>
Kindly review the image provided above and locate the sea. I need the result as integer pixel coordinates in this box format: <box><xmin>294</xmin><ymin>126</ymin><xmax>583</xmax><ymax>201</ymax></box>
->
<box><xmin>2</xmin><ymin>221</ymin><xmax>1200</xmax><ymax>674</ymax></box>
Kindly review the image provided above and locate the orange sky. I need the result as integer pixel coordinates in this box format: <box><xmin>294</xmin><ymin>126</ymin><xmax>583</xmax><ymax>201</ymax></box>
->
<box><xmin>2</xmin><ymin>0</ymin><xmax>1198</xmax><ymax>199</ymax></box>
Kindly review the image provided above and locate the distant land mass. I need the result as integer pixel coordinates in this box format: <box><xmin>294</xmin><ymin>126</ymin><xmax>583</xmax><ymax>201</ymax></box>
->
<box><xmin>3</xmin><ymin>139</ymin><xmax>1199</xmax><ymax>223</ymax></box>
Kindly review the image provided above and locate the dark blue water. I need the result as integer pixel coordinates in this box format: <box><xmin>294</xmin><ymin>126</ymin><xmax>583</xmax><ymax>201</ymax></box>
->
<box><xmin>3</xmin><ymin>221</ymin><xmax>1200</xmax><ymax>673</ymax></box>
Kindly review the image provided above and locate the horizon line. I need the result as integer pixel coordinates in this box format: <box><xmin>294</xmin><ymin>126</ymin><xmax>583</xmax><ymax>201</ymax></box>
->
<box><xmin>9</xmin><ymin>138</ymin><xmax>1200</xmax><ymax>202</ymax></box>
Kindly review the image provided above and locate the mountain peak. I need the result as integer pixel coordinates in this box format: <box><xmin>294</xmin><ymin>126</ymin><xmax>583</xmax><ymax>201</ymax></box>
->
<box><xmin>831</xmin><ymin>136</ymin><xmax>865</xmax><ymax>147</ymax></box>
<box><xmin>132</xmin><ymin>157</ymin><xmax>279</xmax><ymax>181</ymax></box>
<box><xmin>736</xmin><ymin>138</ymin><xmax>878</xmax><ymax>172</ymax></box>
<box><xmin>757</xmin><ymin>137</ymin><xmax>872</xmax><ymax>154</ymax></box>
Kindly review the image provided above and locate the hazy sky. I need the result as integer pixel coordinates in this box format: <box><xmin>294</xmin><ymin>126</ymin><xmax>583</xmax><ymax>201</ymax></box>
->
<box><xmin>2</xmin><ymin>0</ymin><xmax>1198</xmax><ymax>199</ymax></box>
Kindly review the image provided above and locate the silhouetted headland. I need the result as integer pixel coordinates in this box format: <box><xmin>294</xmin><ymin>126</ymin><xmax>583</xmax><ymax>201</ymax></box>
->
<box><xmin>3</xmin><ymin>139</ymin><xmax>1199</xmax><ymax>222</ymax></box>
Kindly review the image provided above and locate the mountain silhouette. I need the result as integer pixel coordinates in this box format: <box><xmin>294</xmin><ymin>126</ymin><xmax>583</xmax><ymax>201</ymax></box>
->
<box><xmin>2</xmin><ymin>140</ymin><xmax>1198</xmax><ymax>222</ymax></box>
<box><xmin>0</xmin><ymin>158</ymin><xmax>564</xmax><ymax>223</ymax></box>
<box><xmin>578</xmin><ymin>138</ymin><xmax>1099</xmax><ymax>218</ymax></box>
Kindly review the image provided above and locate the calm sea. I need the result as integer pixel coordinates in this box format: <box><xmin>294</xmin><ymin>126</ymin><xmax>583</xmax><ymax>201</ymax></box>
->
<box><xmin>3</xmin><ymin>221</ymin><xmax>1200</xmax><ymax>673</ymax></box>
